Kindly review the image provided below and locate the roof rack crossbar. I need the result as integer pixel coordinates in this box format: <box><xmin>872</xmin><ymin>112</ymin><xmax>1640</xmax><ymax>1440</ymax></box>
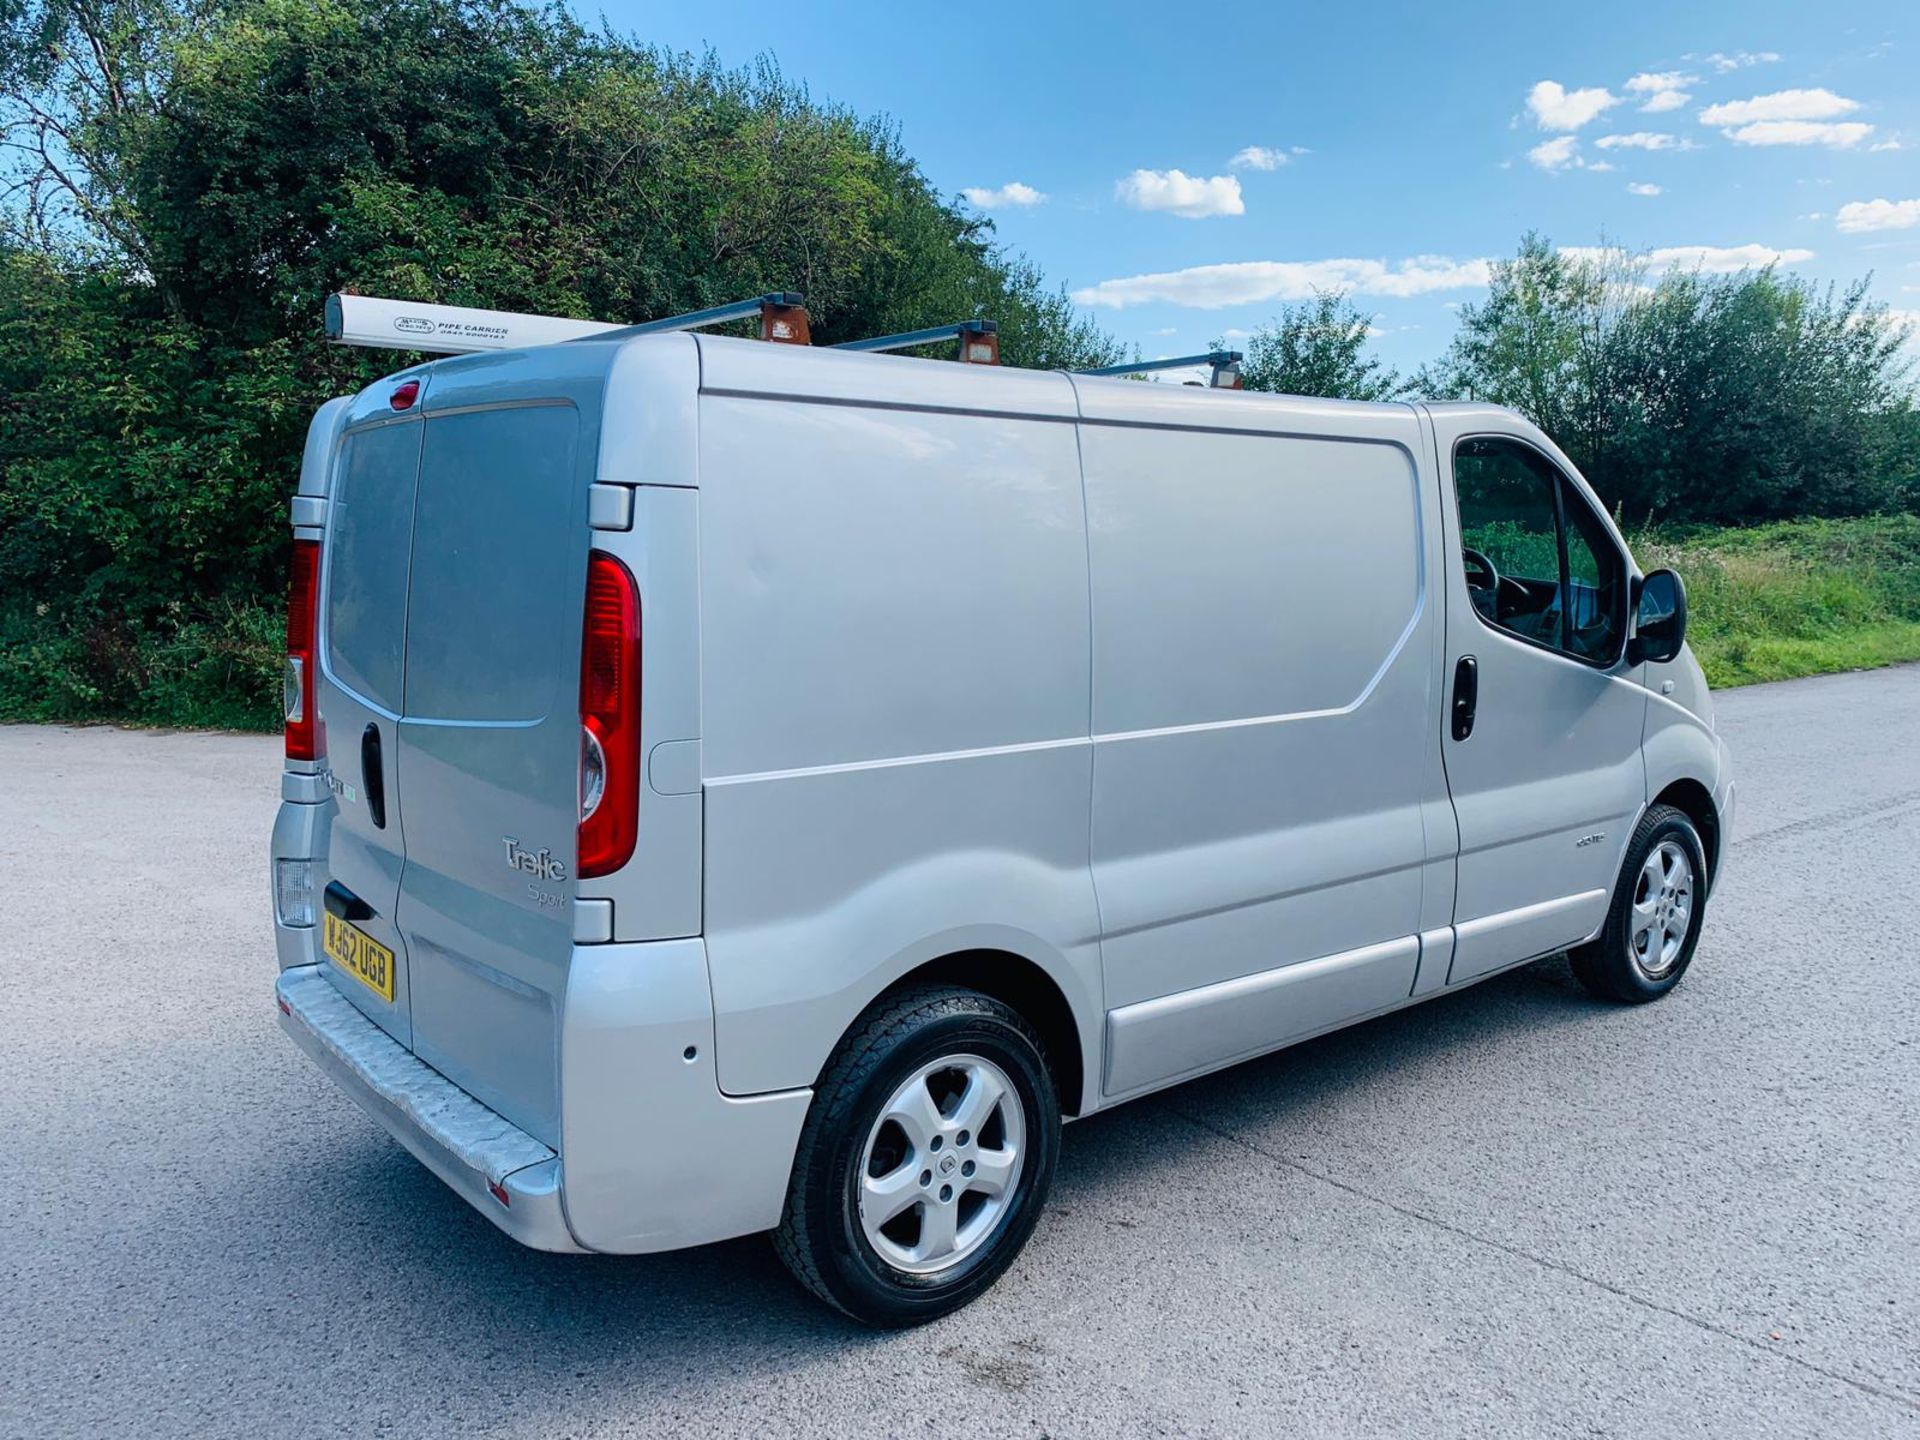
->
<box><xmin>1078</xmin><ymin>349</ymin><xmax>1245</xmax><ymax>389</ymax></box>
<box><xmin>833</xmin><ymin>319</ymin><xmax>1000</xmax><ymax>365</ymax></box>
<box><xmin>614</xmin><ymin>293</ymin><xmax>810</xmax><ymax>345</ymax></box>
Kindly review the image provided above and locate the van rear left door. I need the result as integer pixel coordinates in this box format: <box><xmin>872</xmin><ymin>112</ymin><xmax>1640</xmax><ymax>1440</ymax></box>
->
<box><xmin>316</xmin><ymin>409</ymin><xmax>425</xmax><ymax>1045</ymax></box>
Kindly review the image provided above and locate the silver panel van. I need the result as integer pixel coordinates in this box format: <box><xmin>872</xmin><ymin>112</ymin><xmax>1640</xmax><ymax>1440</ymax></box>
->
<box><xmin>269</xmin><ymin>332</ymin><xmax>1734</xmax><ymax>1324</ymax></box>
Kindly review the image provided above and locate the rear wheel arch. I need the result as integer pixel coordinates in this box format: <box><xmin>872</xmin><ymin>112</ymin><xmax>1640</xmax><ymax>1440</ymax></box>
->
<box><xmin>868</xmin><ymin>950</ymin><xmax>1086</xmax><ymax>1118</ymax></box>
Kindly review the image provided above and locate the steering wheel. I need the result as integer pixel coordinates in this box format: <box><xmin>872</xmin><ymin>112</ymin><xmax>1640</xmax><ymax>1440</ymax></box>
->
<box><xmin>1462</xmin><ymin>546</ymin><xmax>1500</xmax><ymax>594</ymax></box>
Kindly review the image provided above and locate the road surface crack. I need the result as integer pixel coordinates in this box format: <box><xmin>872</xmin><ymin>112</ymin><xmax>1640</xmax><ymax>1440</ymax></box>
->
<box><xmin>1169</xmin><ymin>1105</ymin><xmax>1920</xmax><ymax>1416</ymax></box>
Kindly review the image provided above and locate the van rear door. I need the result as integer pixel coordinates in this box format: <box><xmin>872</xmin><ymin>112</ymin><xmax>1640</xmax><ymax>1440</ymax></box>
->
<box><xmin>392</xmin><ymin>381</ymin><xmax>597</xmax><ymax>1150</ymax></box>
<box><xmin>316</xmin><ymin>410</ymin><xmax>425</xmax><ymax>1044</ymax></box>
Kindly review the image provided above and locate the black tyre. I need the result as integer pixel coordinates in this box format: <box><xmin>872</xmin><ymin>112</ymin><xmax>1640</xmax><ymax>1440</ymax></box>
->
<box><xmin>1569</xmin><ymin>804</ymin><xmax>1709</xmax><ymax>1003</ymax></box>
<box><xmin>772</xmin><ymin>985</ymin><xmax>1060</xmax><ymax>1326</ymax></box>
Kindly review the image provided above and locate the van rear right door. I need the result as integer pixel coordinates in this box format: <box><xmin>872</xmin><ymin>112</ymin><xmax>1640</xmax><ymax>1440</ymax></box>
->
<box><xmin>392</xmin><ymin>394</ymin><xmax>592</xmax><ymax>1149</ymax></box>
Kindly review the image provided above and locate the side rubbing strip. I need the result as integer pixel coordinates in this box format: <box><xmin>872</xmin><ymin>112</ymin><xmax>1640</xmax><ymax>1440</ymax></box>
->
<box><xmin>1103</xmin><ymin>935</ymin><xmax>1421</xmax><ymax>1095</ymax></box>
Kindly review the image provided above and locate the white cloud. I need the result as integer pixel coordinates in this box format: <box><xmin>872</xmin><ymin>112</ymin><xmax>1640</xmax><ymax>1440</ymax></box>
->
<box><xmin>1869</xmin><ymin>137</ymin><xmax>1904</xmax><ymax>152</ymax></box>
<box><xmin>959</xmin><ymin>181</ymin><xmax>1046</xmax><ymax>209</ymax></box>
<box><xmin>1721</xmin><ymin>120</ymin><xmax>1874</xmax><ymax>148</ymax></box>
<box><xmin>1835</xmin><ymin>198</ymin><xmax>1920</xmax><ymax>233</ymax></box>
<box><xmin>1562</xmin><ymin>242</ymin><xmax>1814</xmax><ymax>274</ymax></box>
<box><xmin>1654</xmin><ymin>243</ymin><xmax>1813</xmax><ymax>271</ymax></box>
<box><xmin>1698</xmin><ymin>88</ymin><xmax>1860</xmax><ymax>125</ymax></box>
<box><xmin>1115</xmin><ymin>169</ymin><xmax>1245</xmax><ymax>219</ymax></box>
<box><xmin>1694</xmin><ymin>50</ymin><xmax>1783</xmax><ymax>72</ymax></box>
<box><xmin>1625</xmin><ymin>72</ymin><xmax>1695</xmax><ymax>113</ymax></box>
<box><xmin>1528</xmin><ymin>136</ymin><xmax>1583</xmax><ymax>170</ymax></box>
<box><xmin>1626</xmin><ymin>70</ymin><xmax>1697</xmax><ymax>94</ymax></box>
<box><xmin>1588</xmin><ymin>160</ymin><xmax>1617</xmax><ymax>172</ymax></box>
<box><xmin>1628</xmin><ymin>182</ymin><xmax>1664</xmax><ymax>196</ymax></box>
<box><xmin>1229</xmin><ymin>146</ymin><xmax>1289</xmax><ymax>171</ymax></box>
<box><xmin>1882</xmin><ymin>308</ymin><xmax>1920</xmax><ymax>333</ymax></box>
<box><xmin>1596</xmin><ymin>131</ymin><xmax>1678</xmax><ymax>150</ymax></box>
<box><xmin>1070</xmin><ymin>255</ymin><xmax>1494</xmax><ymax>310</ymax></box>
<box><xmin>1527</xmin><ymin>80</ymin><xmax>1621</xmax><ymax>130</ymax></box>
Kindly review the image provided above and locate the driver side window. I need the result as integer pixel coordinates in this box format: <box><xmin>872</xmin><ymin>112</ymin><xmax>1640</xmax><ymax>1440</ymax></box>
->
<box><xmin>1453</xmin><ymin>437</ymin><xmax>1626</xmax><ymax>665</ymax></box>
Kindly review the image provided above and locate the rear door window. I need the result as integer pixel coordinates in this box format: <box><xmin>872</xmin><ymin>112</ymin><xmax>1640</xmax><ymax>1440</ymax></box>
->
<box><xmin>402</xmin><ymin>404</ymin><xmax>580</xmax><ymax>722</ymax></box>
<box><xmin>325</xmin><ymin>421</ymin><xmax>423</xmax><ymax>713</ymax></box>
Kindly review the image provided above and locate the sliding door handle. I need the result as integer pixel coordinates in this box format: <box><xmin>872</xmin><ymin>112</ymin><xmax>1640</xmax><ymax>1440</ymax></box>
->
<box><xmin>1451</xmin><ymin>655</ymin><xmax>1479</xmax><ymax>742</ymax></box>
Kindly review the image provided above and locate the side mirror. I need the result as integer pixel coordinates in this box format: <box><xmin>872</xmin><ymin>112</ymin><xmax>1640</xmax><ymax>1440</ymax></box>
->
<box><xmin>1629</xmin><ymin>568</ymin><xmax>1688</xmax><ymax>665</ymax></box>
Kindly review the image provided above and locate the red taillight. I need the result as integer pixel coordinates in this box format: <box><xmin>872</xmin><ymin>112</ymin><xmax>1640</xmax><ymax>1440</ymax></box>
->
<box><xmin>578</xmin><ymin>551</ymin><xmax>640</xmax><ymax>878</ymax></box>
<box><xmin>284</xmin><ymin>538</ymin><xmax>322</xmax><ymax>761</ymax></box>
<box><xmin>389</xmin><ymin>379</ymin><xmax>419</xmax><ymax>411</ymax></box>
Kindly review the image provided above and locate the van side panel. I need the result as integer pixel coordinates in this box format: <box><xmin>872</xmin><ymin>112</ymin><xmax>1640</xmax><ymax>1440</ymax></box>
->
<box><xmin>1073</xmin><ymin>389</ymin><xmax>1442</xmax><ymax>1097</ymax></box>
<box><xmin>694</xmin><ymin>361</ymin><xmax>1102</xmax><ymax>1103</ymax></box>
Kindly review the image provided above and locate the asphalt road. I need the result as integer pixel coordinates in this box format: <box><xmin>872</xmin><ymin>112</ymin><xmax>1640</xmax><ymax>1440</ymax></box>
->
<box><xmin>4</xmin><ymin>666</ymin><xmax>1918</xmax><ymax>1439</ymax></box>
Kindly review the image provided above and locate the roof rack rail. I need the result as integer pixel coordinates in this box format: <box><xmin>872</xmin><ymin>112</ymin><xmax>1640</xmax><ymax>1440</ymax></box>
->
<box><xmin>833</xmin><ymin>319</ymin><xmax>1000</xmax><ymax>366</ymax></box>
<box><xmin>596</xmin><ymin>292</ymin><xmax>810</xmax><ymax>347</ymax></box>
<box><xmin>324</xmin><ymin>291</ymin><xmax>809</xmax><ymax>355</ymax></box>
<box><xmin>1078</xmin><ymin>350</ymin><xmax>1245</xmax><ymax>390</ymax></box>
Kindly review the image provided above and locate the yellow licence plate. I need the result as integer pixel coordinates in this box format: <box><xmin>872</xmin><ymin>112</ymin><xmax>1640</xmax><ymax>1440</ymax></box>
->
<box><xmin>324</xmin><ymin>912</ymin><xmax>396</xmax><ymax>1003</ymax></box>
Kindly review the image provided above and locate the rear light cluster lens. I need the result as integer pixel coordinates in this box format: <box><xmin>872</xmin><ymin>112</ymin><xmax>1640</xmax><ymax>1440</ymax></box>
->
<box><xmin>578</xmin><ymin>551</ymin><xmax>640</xmax><ymax>878</ymax></box>
<box><xmin>274</xmin><ymin>858</ymin><xmax>316</xmax><ymax>928</ymax></box>
<box><xmin>284</xmin><ymin>539</ymin><xmax>321</xmax><ymax>761</ymax></box>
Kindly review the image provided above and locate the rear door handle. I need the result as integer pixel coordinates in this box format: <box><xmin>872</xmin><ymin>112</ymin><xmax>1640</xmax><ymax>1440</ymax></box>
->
<box><xmin>1451</xmin><ymin>655</ymin><xmax>1478</xmax><ymax>742</ymax></box>
<box><xmin>361</xmin><ymin>722</ymin><xmax>387</xmax><ymax>829</ymax></box>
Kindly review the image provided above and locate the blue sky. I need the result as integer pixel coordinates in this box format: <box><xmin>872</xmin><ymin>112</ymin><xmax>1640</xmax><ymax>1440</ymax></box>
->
<box><xmin>588</xmin><ymin>0</ymin><xmax>1919</xmax><ymax>373</ymax></box>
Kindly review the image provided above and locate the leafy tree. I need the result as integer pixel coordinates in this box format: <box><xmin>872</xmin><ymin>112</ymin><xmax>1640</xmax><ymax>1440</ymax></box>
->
<box><xmin>1421</xmin><ymin>235</ymin><xmax>1916</xmax><ymax>525</ymax></box>
<box><xmin>0</xmin><ymin>0</ymin><xmax>1120</xmax><ymax>724</ymax></box>
<box><xmin>1236</xmin><ymin>290</ymin><xmax>1406</xmax><ymax>401</ymax></box>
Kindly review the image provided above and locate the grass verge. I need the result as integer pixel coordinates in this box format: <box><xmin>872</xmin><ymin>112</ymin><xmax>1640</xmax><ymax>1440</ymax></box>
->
<box><xmin>1632</xmin><ymin>515</ymin><xmax>1920</xmax><ymax>688</ymax></box>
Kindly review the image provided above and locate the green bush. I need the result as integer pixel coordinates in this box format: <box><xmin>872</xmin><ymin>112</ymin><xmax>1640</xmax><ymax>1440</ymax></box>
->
<box><xmin>1</xmin><ymin>0</ymin><xmax>1120</xmax><ymax>730</ymax></box>
<box><xmin>3</xmin><ymin>5</ymin><xmax>1915</xmax><ymax>729</ymax></box>
<box><xmin>1633</xmin><ymin>516</ymin><xmax>1920</xmax><ymax>686</ymax></box>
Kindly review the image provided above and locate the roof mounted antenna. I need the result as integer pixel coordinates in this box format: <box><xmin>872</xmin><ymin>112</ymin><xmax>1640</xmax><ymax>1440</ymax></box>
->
<box><xmin>833</xmin><ymin>319</ymin><xmax>1000</xmax><ymax>366</ymax></box>
<box><xmin>1078</xmin><ymin>350</ymin><xmax>1245</xmax><ymax>390</ymax></box>
<box><xmin>324</xmin><ymin>291</ymin><xmax>809</xmax><ymax>355</ymax></box>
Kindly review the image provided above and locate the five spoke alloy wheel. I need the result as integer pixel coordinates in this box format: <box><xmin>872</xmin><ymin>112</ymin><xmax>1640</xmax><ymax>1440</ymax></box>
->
<box><xmin>773</xmin><ymin>986</ymin><xmax>1059</xmax><ymax>1326</ymax></box>
<box><xmin>858</xmin><ymin>1055</ymin><xmax>1025</xmax><ymax>1274</ymax></box>
<box><xmin>1569</xmin><ymin>802</ymin><xmax>1709</xmax><ymax>1003</ymax></box>
<box><xmin>1628</xmin><ymin>839</ymin><xmax>1694</xmax><ymax>980</ymax></box>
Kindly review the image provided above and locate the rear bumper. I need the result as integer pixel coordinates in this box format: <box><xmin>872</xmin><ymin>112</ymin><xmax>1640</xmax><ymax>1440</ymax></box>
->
<box><xmin>277</xmin><ymin>942</ymin><xmax>816</xmax><ymax>1257</ymax></box>
<box><xmin>275</xmin><ymin>965</ymin><xmax>584</xmax><ymax>1253</ymax></box>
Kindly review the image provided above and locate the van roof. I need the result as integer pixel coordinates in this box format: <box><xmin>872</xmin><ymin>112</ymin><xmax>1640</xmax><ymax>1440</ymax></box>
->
<box><xmin>685</xmin><ymin>332</ymin><xmax>1430</xmax><ymax>432</ymax></box>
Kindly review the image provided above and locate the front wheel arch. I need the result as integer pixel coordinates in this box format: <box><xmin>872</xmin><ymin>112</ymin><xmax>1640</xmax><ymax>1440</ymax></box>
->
<box><xmin>1651</xmin><ymin>777</ymin><xmax>1720</xmax><ymax>891</ymax></box>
